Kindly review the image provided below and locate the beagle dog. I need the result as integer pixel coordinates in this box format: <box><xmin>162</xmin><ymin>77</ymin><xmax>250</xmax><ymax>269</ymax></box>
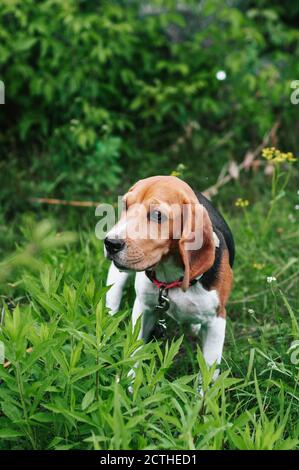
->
<box><xmin>104</xmin><ymin>176</ymin><xmax>234</xmax><ymax>380</ymax></box>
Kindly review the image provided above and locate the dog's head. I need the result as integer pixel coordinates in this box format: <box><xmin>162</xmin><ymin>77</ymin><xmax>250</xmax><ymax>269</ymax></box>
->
<box><xmin>104</xmin><ymin>176</ymin><xmax>215</xmax><ymax>290</ymax></box>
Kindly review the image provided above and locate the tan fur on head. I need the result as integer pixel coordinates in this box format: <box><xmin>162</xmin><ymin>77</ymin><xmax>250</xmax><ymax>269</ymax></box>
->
<box><xmin>106</xmin><ymin>176</ymin><xmax>215</xmax><ymax>289</ymax></box>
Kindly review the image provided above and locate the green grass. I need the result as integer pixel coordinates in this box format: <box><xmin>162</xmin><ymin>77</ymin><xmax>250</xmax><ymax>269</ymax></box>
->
<box><xmin>0</xmin><ymin>186</ymin><xmax>298</xmax><ymax>450</ymax></box>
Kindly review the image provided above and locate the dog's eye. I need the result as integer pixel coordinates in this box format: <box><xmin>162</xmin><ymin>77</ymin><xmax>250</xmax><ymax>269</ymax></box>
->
<box><xmin>148</xmin><ymin>210</ymin><xmax>166</xmax><ymax>223</ymax></box>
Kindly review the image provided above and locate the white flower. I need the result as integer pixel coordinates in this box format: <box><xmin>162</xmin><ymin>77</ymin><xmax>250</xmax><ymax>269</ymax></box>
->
<box><xmin>267</xmin><ymin>276</ymin><xmax>277</xmax><ymax>284</ymax></box>
<box><xmin>216</xmin><ymin>70</ymin><xmax>227</xmax><ymax>81</ymax></box>
<box><xmin>248</xmin><ymin>308</ymin><xmax>255</xmax><ymax>314</ymax></box>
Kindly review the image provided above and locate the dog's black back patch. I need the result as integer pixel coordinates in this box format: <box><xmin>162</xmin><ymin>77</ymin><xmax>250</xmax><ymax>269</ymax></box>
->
<box><xmin>194</xmin><ymin>191</ymin><xmax>235</xmax><ymax>268</ymax></box>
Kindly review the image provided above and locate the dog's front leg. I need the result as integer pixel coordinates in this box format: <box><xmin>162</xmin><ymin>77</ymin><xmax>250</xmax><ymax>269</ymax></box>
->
<box><xmin>128</xmin><ymin>297</ymin><xmax>156</xmax><ymax>390</ymax></box>
<box><xmin>106</xmin><ymin>263</ymin><xmax>130</xmax><ymax>315</ymax></box>
<box><xmin>202</xmin><ymin>315</ymin><xmax>226</xmax><ymax>380</ymax></box>
<box><xmin>132</xmin><ymin>296</ymin><xmax>156</xmax><ymax>342</ymax></box>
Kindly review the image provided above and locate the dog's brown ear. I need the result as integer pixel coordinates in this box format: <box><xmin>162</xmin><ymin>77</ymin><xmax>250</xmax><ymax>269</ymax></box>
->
<box><xmin>179</xmin><ymin>201</ymin><xmax>215</xmax><ymax>291</ymax></box>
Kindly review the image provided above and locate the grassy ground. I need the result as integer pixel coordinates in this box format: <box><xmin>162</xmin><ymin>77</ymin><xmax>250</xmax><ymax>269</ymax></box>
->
<box><xmin>0</xmin><ymin>172</ymin><xmax>298</xmax><ymax>450</ymax></box>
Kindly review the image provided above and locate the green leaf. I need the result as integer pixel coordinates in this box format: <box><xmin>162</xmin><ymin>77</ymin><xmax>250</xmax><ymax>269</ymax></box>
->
<box><xmin>82</xmin><ymin>389</ymin><xmax>95</xmax><ymax>411</ymax></box>
<box><xmin>0</xmin><ymin>429</ymin><xmax>26</xmax><ymax>439</ymax></box>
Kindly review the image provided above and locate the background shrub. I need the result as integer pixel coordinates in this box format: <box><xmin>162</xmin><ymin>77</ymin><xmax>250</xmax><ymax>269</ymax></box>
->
<box><xmin>0</xmin><ymin>0</ymin><xmax>298</xmax><ymax>207</ymax></box>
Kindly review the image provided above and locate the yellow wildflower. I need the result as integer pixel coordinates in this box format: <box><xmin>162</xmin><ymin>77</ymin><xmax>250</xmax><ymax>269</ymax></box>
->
<box><xmin>170</xmin><ymin>163</ymin><xmax>186</xmax><ymax>177</ymax></box>
<box><xmin>235</xmin><ymin>198</ymin><xmax>249</xmax><ymax>208</ymax></box>
<box><xmin>262</xmin><ymin>147</ymin><xmax>297</xmax><ymax>164</ymax></box>
<box><xmin>253</xmin><ymin>262</ymin><xmax>265</xmax><ymax>270</ymax></box>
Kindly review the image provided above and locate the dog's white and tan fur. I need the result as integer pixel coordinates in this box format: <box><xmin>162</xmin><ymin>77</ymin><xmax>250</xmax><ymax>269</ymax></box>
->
<box><xmin>104</xmin><ymin>176</ymin><xmax>233</xmax><ymax>380</ymax></box>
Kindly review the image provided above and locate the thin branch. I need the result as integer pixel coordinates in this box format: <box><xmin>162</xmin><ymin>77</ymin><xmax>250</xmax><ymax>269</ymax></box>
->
<box><xmin>202</xmin><ymin>121</ymin><xmax>280</xmax><ymax>198</ymax></box>
<box><xmin>29</xmin><ymin>198</ymin><xmax>102</xmax><ymax>207</ymax></box>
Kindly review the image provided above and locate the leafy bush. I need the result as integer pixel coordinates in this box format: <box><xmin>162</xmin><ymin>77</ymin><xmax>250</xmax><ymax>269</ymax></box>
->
<box><xmin>0</xmin><ymin>0</ymin><xmax>298</xmax><ymax>203</ymax></box>
<box><xmin>1</xmin><ymin>288</ymin><xmax>297</xmax><ymax>450</ymax></box>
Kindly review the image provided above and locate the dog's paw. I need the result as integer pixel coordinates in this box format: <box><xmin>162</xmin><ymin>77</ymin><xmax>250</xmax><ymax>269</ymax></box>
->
<box><xmin>127</xmin><ymin>367</ymin><xmax>136</xmax><ymax>395</ymax></box>
<box><xmin>197</xmin><ymin>373</ymin><xmax>204</xmax><ymax>397</ymax></box>
<box><xmin>197</xmin><ymin>384</ymin><xmax>204</xmax><ymax>398</ymax></box>
<box><xmin>127</xmin><ymin>367</ymin><xmax>136</xmax><ymax>381</ymax></box>
<box><xmin>197</xmin><ymin>368</ymin><xmax>220</xmax><ymax>396</ymax></box>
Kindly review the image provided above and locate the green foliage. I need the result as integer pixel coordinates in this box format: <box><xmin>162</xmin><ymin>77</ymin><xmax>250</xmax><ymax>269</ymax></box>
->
<box><xmin>0</xmin><ymin>186</ymin><xmax>298</xmax><ymax>449</ymax></box>
<box><xmin>0</xmin><ymin>270</ymin><xmax>297</xmax><ymax>449</ymax></box>
<box><xmin>0</xmin><ymin>219</ymin><xmax>76</xmax><ymax>283</ymax></box>
<box><xmin>0</xmin><ymin>0</ymin><xmax>298</xmax><ymax>451</ymax></box>
<box><xmin>1</xmin><ymin>0</ymin><xmax>299</xmax><ymax>203</ymax></box>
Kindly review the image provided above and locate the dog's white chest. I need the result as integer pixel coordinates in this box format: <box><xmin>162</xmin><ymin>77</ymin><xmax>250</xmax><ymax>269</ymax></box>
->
<box><xmin>167</xmin><ymin>283</ymin><xmax>219</xmax><ymax>324</ymax></box>
<box><xmin>135</xmin><ymin>273</ymin><xmax>219</xmax><ymax>325</ymax></box>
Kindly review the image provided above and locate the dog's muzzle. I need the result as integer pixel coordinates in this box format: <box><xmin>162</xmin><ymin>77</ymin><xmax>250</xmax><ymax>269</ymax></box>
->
<box><xmin>104</xmin><ymin>237</ymin><xmax>125</xmax><ymax>256</ymax></box>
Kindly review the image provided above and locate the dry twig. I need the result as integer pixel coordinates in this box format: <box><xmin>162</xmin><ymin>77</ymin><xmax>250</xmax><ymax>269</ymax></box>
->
<box><xmin>29</xmin><ymin>198</ymin><xmax>102</xmax><ymax>207</ymax></box>
<box><xmin>202</xmin><ymin>121</ymin><xmax>280</xmax><ymax>198</ymax></box>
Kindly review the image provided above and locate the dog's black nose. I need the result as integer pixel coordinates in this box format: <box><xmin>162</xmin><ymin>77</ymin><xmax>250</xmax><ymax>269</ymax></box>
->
<box><xmin>104</xmin><ymin>237</ymin><xmax>125</xmax><ymax>255</ymax></box>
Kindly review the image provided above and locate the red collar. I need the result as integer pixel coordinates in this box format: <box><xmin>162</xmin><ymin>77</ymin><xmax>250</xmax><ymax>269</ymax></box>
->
<box><xmin>145</xmin><ymin>270</ymin><xmax>202</xmax><ymax>290</ymax></box>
